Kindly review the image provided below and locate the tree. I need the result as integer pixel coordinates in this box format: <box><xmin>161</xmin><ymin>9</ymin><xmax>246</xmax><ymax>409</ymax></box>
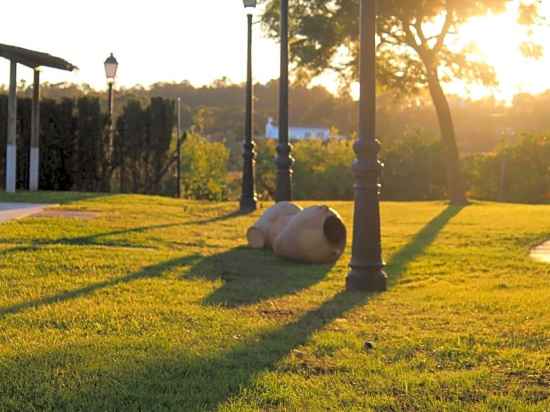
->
<box><xmin>261</xmin><ymin>0</ymin><xmax>541</xmax><ymax>204</ymax></box>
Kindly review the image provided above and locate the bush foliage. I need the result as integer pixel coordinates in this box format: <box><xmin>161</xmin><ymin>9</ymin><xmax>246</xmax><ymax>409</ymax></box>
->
<box><xmin>465</xmin><ymin>134</ymin><xmax>550</xmax><ymax>203</ymax></box>
<box><xmin>180</xmin><ymin>133</ymin><xmax>229</xmax><ymax>201</ymax></box>
<box><xmin>254</xmin><ymin>135</ymin><xmax>549</xmax><ymax>203</ymax></box>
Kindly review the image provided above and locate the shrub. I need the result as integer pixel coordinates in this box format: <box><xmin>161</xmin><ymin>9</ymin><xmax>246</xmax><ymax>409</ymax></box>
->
<box><xmin>465</xmin><ymin>134</ymin><xmax>550</xmax><ymax>203</ymax></box>
<box><xmin>381</xmin><ymin>136</ymin><xmax>446</xmax><ymax>200</ymax></box>
<box><xmin>279</xmin><ymin>135</ymin><xmax>445</xmax><ymax>201</ymax></box>
<box><xmin>254</xmin><ymin>138</ymin><xmax>277</xmax><ymax>199</ymax></box>
<box><xmin>180</xmin><ymin>133</ymin><xmax>229</xmax><ymax>201</ymax></box>
<box><xmin>293</xmin><ymin>138</ymin><xmax>355</xmax><ymax>200</ymax></box>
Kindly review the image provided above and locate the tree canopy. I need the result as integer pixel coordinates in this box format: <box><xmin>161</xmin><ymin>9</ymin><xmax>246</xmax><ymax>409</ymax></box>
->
<box><xmin>261</xmin><ymin>0</ymin><xmax>542</xmax><ymax>204</ymax></box>
<box><xmin>261</xmin><ymin>0</ymin><xmax>540</xmax><ymax>94</ymax></box>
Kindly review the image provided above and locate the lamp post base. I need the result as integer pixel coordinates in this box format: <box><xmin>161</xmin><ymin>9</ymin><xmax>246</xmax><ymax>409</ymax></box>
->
<box><xmin>346</xmin><ymin>266</ymin><xmax>387</xmax><ymax>292</ymax></box>
<box><xmin>240</xmin><ymin>200</ymin><xmax>257</xmax><ymax>214</ymax></box>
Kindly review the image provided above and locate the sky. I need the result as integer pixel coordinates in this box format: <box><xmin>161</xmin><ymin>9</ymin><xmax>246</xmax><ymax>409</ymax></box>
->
<box><xmin>0</xmin><ymin>0</ymin><xmax>279</xmax><ymax>90</ymax></box>
<box><xmin>2</xmin><ymin>0</ymin><xmax>550</xmax><ymax>102</ymax></box>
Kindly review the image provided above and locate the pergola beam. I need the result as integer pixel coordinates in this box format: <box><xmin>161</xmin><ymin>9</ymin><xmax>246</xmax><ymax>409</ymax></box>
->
<box><xmin>0</xmin><ymin>43</ymin><xmax>77</xmax><ymax>72</ymax></box>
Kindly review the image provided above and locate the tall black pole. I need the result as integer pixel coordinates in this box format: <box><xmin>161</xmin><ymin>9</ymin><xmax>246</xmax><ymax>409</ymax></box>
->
<box><xmin>176</xmin><ymin>97</ymin><xmax>182</xmax><ymax>199</ymax></box>
<box><xmin>104</xmin><ymin>82</ymin><xmax>114</xmax><ymax>193</ymax></box>
<box><xmin>275</xmin><ymin>0</ymin><xmax>293</xmax><ymax>202</ymax></box>
<box><xmin>346</xmin><ymin>0</ymin><xmax>387</xmax><ymax>292</ymax></box>
<box><xmin>119</xmin><ymin>119</ymin><xmax>127</xmax><ymax>193</ymax></box>
<box><xmin>240</xmin><ymin>13</ymin><xmax>258</xmax><ymax>213</ymax></box>
<box><xmin>107</xmin><ymin>83</ymin><xmax>114</xmax><ymax>119</ymax></box>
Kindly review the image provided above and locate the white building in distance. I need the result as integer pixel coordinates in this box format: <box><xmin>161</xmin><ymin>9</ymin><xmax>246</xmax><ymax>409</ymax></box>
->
<box><xmin>265</xmin><ymin>117</ymin><xmax>330</xmax><ymax>140</ymax></box>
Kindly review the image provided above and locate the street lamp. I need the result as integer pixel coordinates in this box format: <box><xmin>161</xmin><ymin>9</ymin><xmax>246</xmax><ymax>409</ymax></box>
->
<box><xmin>240</xmin><ymin>0</ymin><xmax>258</xmax><ymax>213</ymax></box>
<box><xmin>346</xmin><ymin>0</ymin><xmax>387</xmax><ymax>292</ymax></box>
<box><xmin>104</xmin><ymin>53</ymin><xmax>118</xmax><ymax>118</ymax></box>
<box><xmin>275</xmin><ymin>0</ymin><xmax>294</xmax><ymax>202</ymax></box>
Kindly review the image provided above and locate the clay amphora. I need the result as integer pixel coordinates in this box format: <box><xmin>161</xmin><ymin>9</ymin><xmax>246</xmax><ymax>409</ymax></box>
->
<box><xmin>273</xmin><ymin>205</ymin><xmax>347</xmax><ymax>264</ymax></box>
<box><xmin>246</xmin><ymin>202</ymin><xmax>302</xmax><ymax>249</ymax></box>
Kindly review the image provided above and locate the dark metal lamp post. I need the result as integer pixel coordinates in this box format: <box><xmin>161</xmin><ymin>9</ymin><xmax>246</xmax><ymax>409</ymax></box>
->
<box><xmin>104</xmin><ymin>53</ymin><xmax>118</xmax><ymax>192</ymax></box>
<box><xmin>275</xmin><ymin>0</ymin><xmax>294</xmax><ymax>202</ymax></box>
<box><xmin>346</xmin><ymin>0</ymin><xmax>387</xmax><ymax>292</ymax></box>
<box><xmin>240</xmin><ymin>0</ymin><xmax>258</xmax><ymax>213</ymax></box>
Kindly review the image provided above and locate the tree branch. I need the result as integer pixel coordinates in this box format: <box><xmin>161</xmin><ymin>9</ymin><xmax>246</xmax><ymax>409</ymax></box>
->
<box><xmin>433</xmin><ymin>3</ymin><xmax>453</xmax><ymax>53</ymax></box>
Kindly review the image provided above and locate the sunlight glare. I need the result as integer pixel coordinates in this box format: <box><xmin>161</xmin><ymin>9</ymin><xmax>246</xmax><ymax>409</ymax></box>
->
<box><xmin>448</xmin><ymin>2</ymin><xmax>549</xmax><ymax>103</ymax></box>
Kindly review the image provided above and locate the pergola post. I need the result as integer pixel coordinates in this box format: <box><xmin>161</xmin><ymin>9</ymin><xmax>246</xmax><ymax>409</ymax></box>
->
<box><xmin>29</xmin><ymin>69</ymin><xmax>40</xmax><ymax>192</ymax></box>
<box><xmin>6</xmin><ymin>60</ymin><xmax>17</xmax><ymax>193</ymax></box>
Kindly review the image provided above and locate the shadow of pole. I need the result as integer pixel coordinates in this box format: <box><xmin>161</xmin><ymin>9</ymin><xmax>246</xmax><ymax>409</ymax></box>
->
<box><xmin>184</xmin><ymin>246</ymin><xmax>334</xmax><ymax>308</ymax></box>
<box><xmin>385</xmin><ymin>205</ymin><xmax>465</xmax><ymax>284</ymax></box>
<box><xmin>0</xmin><ymin>210</ymin><xmax>243</xmax><ymax>318</ymax></box>
<box><xmin>0</xmin><ymin>255</ymin><xmax>202</xmax><ymax>320</ymax></box>
<box><xmin>0</xmin><ymin>208</ymin><xmax>244</xmax><ymax>257</ymax></box>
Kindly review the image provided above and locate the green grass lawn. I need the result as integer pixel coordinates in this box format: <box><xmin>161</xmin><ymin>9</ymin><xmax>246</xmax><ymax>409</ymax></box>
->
<box><xmin>0</xmin><ymin>192</ymin><xmax>548</xmax><ymax>411</ymax></box>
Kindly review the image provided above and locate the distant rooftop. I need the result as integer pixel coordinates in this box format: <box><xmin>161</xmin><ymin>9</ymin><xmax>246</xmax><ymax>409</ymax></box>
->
<box><xmin>265</xmin><ymin>117</ymin><xmax>331</xmax><ymax>140</ymax></box>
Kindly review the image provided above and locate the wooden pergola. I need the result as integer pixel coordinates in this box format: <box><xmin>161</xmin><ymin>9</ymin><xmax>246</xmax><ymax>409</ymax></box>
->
<box><xmin>0</xmin><ymin>43</ymin><xmax>77</xmax><ymax>192</ymax></box>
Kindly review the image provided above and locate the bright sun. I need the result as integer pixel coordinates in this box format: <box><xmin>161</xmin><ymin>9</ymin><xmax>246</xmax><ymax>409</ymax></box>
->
<box><xmin>448</xmin><ymin>2</ymin><xmax>549</xmax><ymax>102</ymax></box>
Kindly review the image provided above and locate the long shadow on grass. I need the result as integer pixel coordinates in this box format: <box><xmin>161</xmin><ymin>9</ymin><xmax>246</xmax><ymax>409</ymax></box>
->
<box><xmin>185</xmin><ymin>209</ymin><xmax>243</xmax><ymax>226</ymax></box>
<box><xmin>184</xmin><ymin>246</ymin><xmax>333</xmax><ymax>307</ymax></box>
<box><xmin>0</xmin><ymin>206</ymin><xmax>463</xmax><ymax>410</ymax></box>
<box><xmin>0</xmin><ymin>211</ymin><xmax>244</xmax><ymax>317</ymax></box>
<box><xmin>385</xmin><ymin>204</ymin><xmax>465</xmax><ymax>284</ymax></box>
<box><xmin>0</xmin><ymin>255</ymin><xmax>202</xmax><ymax>320</ymax></box>
<box><xmin>0</xmin><ymin>208</ymin><xmax>243</xmax><ymax>256</ymax></box>
<box><xmin>0</xmin><ymin>222</ymin><xmax>186</xmax><ymax>258</ymax></box>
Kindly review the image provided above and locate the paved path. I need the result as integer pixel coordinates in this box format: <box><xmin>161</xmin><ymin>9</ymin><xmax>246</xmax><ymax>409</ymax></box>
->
<box><xmin>0</xmin><ymin>203</ymin><xmax>52</xmax><ymax>223</ymax></box>
<box><xmin>531</xmin><ymin>241</ymin><xmax>550</xmax><ymax>264</ymax></box>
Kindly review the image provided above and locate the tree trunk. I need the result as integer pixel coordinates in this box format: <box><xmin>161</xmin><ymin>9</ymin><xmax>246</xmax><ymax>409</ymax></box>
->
<box><xmin>426</xmin><ymin>69</ymin><xmax>467</xmax><ymax>205</ymax></box>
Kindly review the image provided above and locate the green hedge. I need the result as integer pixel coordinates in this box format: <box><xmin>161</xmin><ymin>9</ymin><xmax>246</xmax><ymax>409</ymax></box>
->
<box><xmin>0</xmin><ymin>95</ymin><xmax>105</xmax><ymax>192</ymax></box>
<box><xmin>114</xmin><ymin>98</ymin><xmax>176</xmax><ymax>194</ymax></box>
<box><xmin>0</xmin><ymin>95</ymin><xmax>175</xmax><ymax>195</ymax></box>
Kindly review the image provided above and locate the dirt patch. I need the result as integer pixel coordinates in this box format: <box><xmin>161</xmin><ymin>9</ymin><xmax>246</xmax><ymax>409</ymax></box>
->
<box><xmin>531</xmin><ymin>241</ymin><xmax>550</xmax><ymax>264</ymax></box>
<box><xmin>36</xmin><ymin>209</ymin><xmax>100</xmax><ymax>220</ymax></box>
<box><xmin>0</xmin><ymin>203</ymin><xmax>52</xmax><ymax>223</ymax></box>
<box><xmin>258</xmin><ymin>307</ymin><xmax>295</xmax><ymax>320</ymax></box>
